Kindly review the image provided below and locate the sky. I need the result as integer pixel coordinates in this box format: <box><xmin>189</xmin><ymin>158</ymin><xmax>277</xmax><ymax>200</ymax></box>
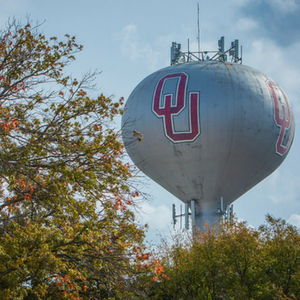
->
<box><xmin>1</xmin><ymin>0</ymin><xmax>299</xmax><ymax>243</ymax></box>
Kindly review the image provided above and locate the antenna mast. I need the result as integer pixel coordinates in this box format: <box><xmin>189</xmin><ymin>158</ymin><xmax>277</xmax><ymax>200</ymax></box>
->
<box><xmin>197</xmin><ymin>2</ymin><xmax>200</xmax><ymax>57</ymax></box>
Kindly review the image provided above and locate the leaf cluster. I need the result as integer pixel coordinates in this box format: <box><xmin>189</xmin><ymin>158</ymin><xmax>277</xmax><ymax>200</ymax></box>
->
<box><xmin>145</xmin><ymin>216</ymin><xmax>300</xmax><ymax>300</ymax></box>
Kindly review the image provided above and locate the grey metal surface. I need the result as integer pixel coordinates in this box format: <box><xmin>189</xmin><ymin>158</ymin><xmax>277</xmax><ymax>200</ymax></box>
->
<box><xmin>122</xmin><ymin>61</ymin><xmax>295</xmax><ymax>227</ymax></box>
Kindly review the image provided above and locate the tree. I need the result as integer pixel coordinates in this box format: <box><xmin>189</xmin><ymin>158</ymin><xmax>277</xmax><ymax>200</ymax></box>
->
<box><xmin>145</xmin><ymin>216</ymin><xmax>300</xmax><ymax>300</ymax></box>
<box><xmin>259</xmin><ymin>216</ymin><xmax>300</xmax><ymax>298</ymax></box>
<box><xmin>0</xmin><ymin>19</ymin><xmax>147</xmax><ymax>300</ymax></box>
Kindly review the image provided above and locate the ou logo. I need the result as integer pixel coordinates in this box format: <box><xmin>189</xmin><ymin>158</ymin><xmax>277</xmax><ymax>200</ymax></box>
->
<box><xmin>267</xmin><ymin>80</ymin><xmax>295</xmax><ymax>156</ymax></box>
<box><xmin>152</xmin><ymin>72</ymin><xmax>200</xmax><ymax>143</ymax></box>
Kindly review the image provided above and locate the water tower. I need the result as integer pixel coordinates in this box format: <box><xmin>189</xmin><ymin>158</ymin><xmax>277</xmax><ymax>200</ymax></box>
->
<box><xmin>121</xmin><ymin>37</ymin><xmax>295</xmax><ymax>229</ymax></box>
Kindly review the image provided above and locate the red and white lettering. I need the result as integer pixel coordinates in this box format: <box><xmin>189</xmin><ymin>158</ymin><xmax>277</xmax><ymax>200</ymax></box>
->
<box><xmin>267</xmin><ymin>80</ymin><xmax>294</xmax><ymax>156</ymax></box>
<box><xmin>152</xmin><ymin>73</ymin><xmax>200</xmax><ymax>142</ymax></box>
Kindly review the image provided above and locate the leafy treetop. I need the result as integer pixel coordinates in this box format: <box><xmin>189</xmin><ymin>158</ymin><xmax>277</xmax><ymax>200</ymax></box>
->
<box><xmin>0</xmin><ymin>19</ymin><xmax>150</xmax><ymax>300</ymax></box>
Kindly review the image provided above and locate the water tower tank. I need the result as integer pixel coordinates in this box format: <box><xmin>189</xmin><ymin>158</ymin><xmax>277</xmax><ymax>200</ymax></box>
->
<box><xmin>122</xmin><ymin>60</ymin><xmax>294</xmax><ymax>228</ymax></box>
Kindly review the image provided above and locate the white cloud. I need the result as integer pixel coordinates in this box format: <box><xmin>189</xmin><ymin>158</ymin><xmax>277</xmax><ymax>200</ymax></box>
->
<box><xmin>243</xmin><ymin>38</ymin><xmax>300</xmax><ymax>113</ymax></box>
<box><xmin>235</xmin><ymin>0</ymin><xmax>299</xmax><ymax>14</ymax></box>
<box><xmin>118</xmin><ymin>25</ymin><xmax>140</xmax><ymax>60</ymax></box>
<box><xmin>2</xmin><ymin>0</ymin><xmax>25</xmax><ymax>10</ymax></box>
<box><xmin>267</xmin><ymin>0</ymin><xmax>300</xmax><ymax>14</ymax></box>
<box><xmin>135</xmin><ymin>201</ymin><xmax>175</xmax><ymax>243</ymax></box>
<box><xmin>246</xmin><ymin>38</ymin><xmax>283</xmax><ymax>71</ymax></box>
<box><xmin>137</xmin><ymin>202</ymin><xmax>172</xmax><ymax>230</ymax></box>
<box><xmin>0</xmin><ymin>0</ymin><xmax>30</xmax><ymax>24</ymax></box>
<box><xmin>287</xmin><ymin>213</ymin><xmax>300</xmax><ymax>227</ymax></box>
<box><xmin>235</xmin><ymin>17</ymin><xmax>258</xmax><ymax>31</ymax></box>
<box><xmin>230</xmin><ymin>0</ymin><xmax>253</xmax><ymax>6</ymax></box>
<box><xmin>265</xmin><ymin>169</ymin><xmax>300</xmax><ymax>205</ymax></box>
<box><xmin>116</xmin><ymin>24</ymin><xmax>161</xmax><ymax>71</ymax></box>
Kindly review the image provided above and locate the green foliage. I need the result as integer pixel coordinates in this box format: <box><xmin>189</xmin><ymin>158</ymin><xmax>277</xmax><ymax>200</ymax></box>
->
<box><xmin>0</xmin><ymin>19</ymin><xmax>146</xmax><ymax>299</ymax></box>
<box><xmin>145</xmin><ymin>216</ymin><xmax>300</xmax><ymax>300</ymax></box>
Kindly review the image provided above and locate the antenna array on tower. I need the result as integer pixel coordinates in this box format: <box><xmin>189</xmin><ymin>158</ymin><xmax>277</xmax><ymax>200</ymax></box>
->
<box><xmin>170</xmin><ymin>36</ymin><xmax>242</xmax><ymax>65</ymax></box>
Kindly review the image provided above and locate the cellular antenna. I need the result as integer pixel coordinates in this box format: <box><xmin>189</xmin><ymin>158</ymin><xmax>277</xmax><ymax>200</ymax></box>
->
<box><xmin>197</xmin><ymin>2</ymin><xmax>200</xmax><ymax>57</ymax></box>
